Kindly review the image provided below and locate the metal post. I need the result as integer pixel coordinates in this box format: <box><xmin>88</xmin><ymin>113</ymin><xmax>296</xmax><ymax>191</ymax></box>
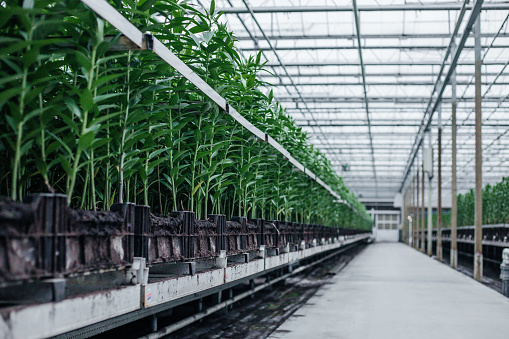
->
<box><xmin>409</xmin><ymin>175</ymin><xmax>412</xmax><ymax>246</ymax></box>
<box><xmin>500</xmin><ymin>249</ymin><xmax>509</xmax><ymax>297</ymax></box>
<box><xmin>150</xmin><ymin>314</ymin><xmax>157</xmax><ymax>332</ymax></box>
<box><xmin>437</xmin><ymin>103</ymin><xmax>443</xmax><ymax>261</ymax></box>
<box><xmin>421</xmin><ymin>162</ymin><xmax>425</xmax><ymax>253</ymax></box>
<box><xmin>415</xmin><ymin>162</ymin><xmax>421</xmax><ymax>250</ymax></box>
<box><xmin>451</xmin><ymin>38</ymin><xmax>458</xmax><ymax>269</ymax></box>
<box><xmin>427</xmin><ymin>130</ymin><xmax>433</xmax><ymax>256</ymax></box>
<box><xmin>403</xmin><ymin>192</ymin><xmax>408</xmax><ymax>244</ymax></box>
<box><xmin>474</xmin><ymin>16</ymin><xmax>483</xmax><ymax>281</ymax></box>
<box><xmin>408</xmin><ymin>215</ymin><xmax>414</xmax><ymax>247</ymax></box>
<box><xmin>412</xmin><ymin>175</ymin><xmax>417</xmax><ymax>247</ymax></box>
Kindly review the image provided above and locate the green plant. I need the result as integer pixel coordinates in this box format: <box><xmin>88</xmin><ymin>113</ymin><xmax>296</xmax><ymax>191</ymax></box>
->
<box><xmin>0</xmin><ymin>0</ymin><xmax>372</xmax><ymax>230</ymax></box>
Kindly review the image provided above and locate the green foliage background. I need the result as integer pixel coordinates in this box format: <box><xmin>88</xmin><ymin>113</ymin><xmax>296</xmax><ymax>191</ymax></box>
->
<box><xmin>0</xmin><ymin>0</ymin><xmax>371</xmax><ymax>229</ymax></box>
<box><xmin>420</xmin><ymin>177</ymin><xmax>509</xmax><ymax>228</ymax></box>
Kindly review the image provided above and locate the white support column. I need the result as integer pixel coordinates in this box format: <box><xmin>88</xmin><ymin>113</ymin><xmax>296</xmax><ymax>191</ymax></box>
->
<box><xmin>437</xmin><ymin>103</ymin><xmax>443</xmax><ymax>261</ymax></box>
<box><xmin>474</xmin><ymin>15</ymin><xmax>483</xmax><ymax>281</ymax></box>
<box><xmin>451</xmin><ymin>38</ymin><xmax>458</xmax><ymax>269</ymax></box>
<box><xmin>427</xmin><ymin>129</ymin><xmax>433</xmax><ymax>256</ymax></box>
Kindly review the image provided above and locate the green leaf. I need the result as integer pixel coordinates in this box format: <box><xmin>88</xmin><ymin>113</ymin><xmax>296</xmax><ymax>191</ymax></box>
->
<box><xmin>95</xmin><ymin>17</ymin><xmax>104</xmax><ymax>44</ymax></box>
<box><xmin>35</xmin><ymin>158</ymin><xmax>48</xmax><ymax>177</ymax></box>
<box><xmin>78</xmin><ymin>130</ymin><xmax>95</xmax><ymax>151</ymax></box>
<box><xmin>23</xmin><ymin>47</ymin><xmax>39</xmax><ymax>68</ymax></box>
<box><xmin>4</xmin><ymin>114</ymin><xmax>17</xmax><ymax>131</ymax></box>
<box><xmin>92</xmin><ymin>72</ymin><xmax>124</xmax><ymax>88</ymax></box>
<box><xmin>80</xmin><ymin>89</ymin><xmax>94</xmax><ymax>112</ymax></box>
<box><xmin>64</xmin><ymin>97</ymin><xmax>82</xmax><ymax>120</ymax></box>
<box><xmin>124</xmin><ymin>157</ymin><xmax>140</xmax><ymax>170</ymax></box>
<box><xmin>192</xmin><ymin>181</ymin><xmax>204</xmax><ymax>196</ymax></box>
<box><xmin>246</xmin><ymin>75</ymin><xmax>255</xmax><ymax>88</ymax></box>
<box><xmin>0</xmin><ymin>88</ymin><xmax>23</xmax><ymax>109</ymax></box>
<box><xmin>139</xmin><ymin>0</ymin><xmax>158</xmax><ymax>11</ymax></box>
<box><xmin>96</xmin><ymin>41</ymin><xmax>110</xmax><ymax>58</ymax></box>
<box><xmin>59</xmin><ymin>155</ymin><xmax>72</xmax><ymax>176</ymax></box>
<box><xmin>74</xmin><ymin>50</ymin><xmax>92</xmax><ymax>71</ymax></box>
<box><xmin>19</xmin><ymin>139</ymin><xmax>33</xmax><ymax>156</ymax></box>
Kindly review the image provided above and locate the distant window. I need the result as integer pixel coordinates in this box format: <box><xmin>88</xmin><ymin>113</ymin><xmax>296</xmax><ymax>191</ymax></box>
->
<box><xmin>376</xmin><ymin>213</ymin><xmax>399</xmax><ymax>230</ymax></box>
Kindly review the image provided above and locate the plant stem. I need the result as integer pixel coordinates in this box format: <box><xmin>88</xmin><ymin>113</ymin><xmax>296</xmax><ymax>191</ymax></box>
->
<box><xmin>67</xmin><ymin>46</ymin><xmax>96</xmax><ymax>205</ymax></box>
<box><xmin>118</xmin><ymin>50</ymin><xmax>132</xmax><ymax>204</ymax></box>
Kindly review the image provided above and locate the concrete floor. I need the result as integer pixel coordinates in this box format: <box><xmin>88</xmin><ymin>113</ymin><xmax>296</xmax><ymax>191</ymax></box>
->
<box><xmin>269</xmin><ymin>242</ymin><xmax>509</xmax><ymax>339</ymax></box>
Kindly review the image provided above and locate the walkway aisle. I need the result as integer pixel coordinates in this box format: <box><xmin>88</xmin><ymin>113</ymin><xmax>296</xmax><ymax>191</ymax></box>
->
<box><xmin>269</xmin><ymin>242</ymin><xmax>509</xmax><ymax>339</ymax></box>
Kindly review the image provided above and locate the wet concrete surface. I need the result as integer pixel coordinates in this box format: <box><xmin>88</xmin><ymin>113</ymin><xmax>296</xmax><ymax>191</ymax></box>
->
<box><xmin>270</xmin><ymin>242</ymin><xmax>509</xmax><ymax>339</ymax></box>
<box><xmin>166</xmin><ymin>245</ymin><xmax>366</xmax><ymax>339</ymax></box>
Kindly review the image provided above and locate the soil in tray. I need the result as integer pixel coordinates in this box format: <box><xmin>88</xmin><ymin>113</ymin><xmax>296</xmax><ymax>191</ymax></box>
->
<box><xmin>195</xmin><ymin>219</ymin><xmax>217</xmax><ymax>258</ymax></box>
<box><xmin>195</xmin><ymin>219</ymin><xmax>216</xmax><ymax>231</ymax></box>
<box><xmin>0</xmin><ymin>197</ymin><xmax>36</xmax><ymax>235</ymax></box>
<box><xmin>69</xmin><ymin>209</ymin><xmax>124</xmax><ymax>234</ymax></box>
<box><xmin>264</xmin><ymin>222</ymin><xmax>276</xmax><ymax>231</ymax></box>
<box><xmin>225</xmin><ymin>221</ymin><xmax>242</xmax><ymax>254</ymax></box>
<box><xmin>245</xmin><ymin>222</ymin><xmax>259</xmax><ymax>250</ymax></box>
<box><xmin>246</xmin><ymin>222</ymin><xmax>257</xmax><ymax>230</ymax></box>
<box><xmin>226</xmin><ymin>221</ymin><xmax>242</xmax><ymax>234</ymax></box>
<box><xmin>151</xmin><ymin>213</ymin><xmax>183</xmax><ymax>235</ymax></box>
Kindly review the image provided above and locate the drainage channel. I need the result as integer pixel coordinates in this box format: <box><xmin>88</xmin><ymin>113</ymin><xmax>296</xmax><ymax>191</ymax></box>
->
<box><xmin>134</xmin><ymin>242</ymin><xmax>366</xmax><ymax>339</ymax></box>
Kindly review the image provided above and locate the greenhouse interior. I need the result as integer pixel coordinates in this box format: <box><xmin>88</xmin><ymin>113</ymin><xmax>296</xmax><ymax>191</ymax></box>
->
<box><xmin>1</xmin><ymin>0</ymin><xmax>509</xmax><ymax>338</ymax></box>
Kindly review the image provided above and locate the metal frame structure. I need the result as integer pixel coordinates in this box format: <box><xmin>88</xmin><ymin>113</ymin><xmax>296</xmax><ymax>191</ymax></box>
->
<box><xmin>203</xmin><ymin>0</ymin><xmax>509</xmax><ymax>203</ymax></box>
<box><xmin>216</xmin><ymin>4</ymin><xmax>509</xmax><ymax>13</ymax></box>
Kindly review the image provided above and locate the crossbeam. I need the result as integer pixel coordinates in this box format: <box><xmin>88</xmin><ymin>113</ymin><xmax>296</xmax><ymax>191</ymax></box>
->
<box><xmin>266</xmin><ymin>61</ymin><xmax>505</xmax><ymax>67</ymax></box>
<box><xmin>399</xmin><ymin>0</ymin><xmax>485</xmax><ymax>192</ymax></box>
<box><xmin>236</xmin><ymin>32</ymin><xmax>509</xmax><ymax>41</ymax></box>
<box><xmin>240</xmin><ymin>44</ymin><xmax>509</xmax><ymax>51</ymax></box>
<box><xmin>271</xmin><ymin>81</ymin><xmax>509</xmax><ymax>87</ymax></box>
<box><xmin>258</xmin><ymin>72</ymin><xmax>503</xmax><ymax>78</ymax></box>
<box><xmin>277</xmin><ymin>96</ymin><xmax>506</xmax><ymax>103</ymax></box>
<box><xmin>351</xmin><ymin>0</ymin><xmax>378</xmax><ymax>195</ymax></box>
<box><xmin>217</xmin><ymin>4</ymin><xmax>508</xmax><ymax>13</ymax></box>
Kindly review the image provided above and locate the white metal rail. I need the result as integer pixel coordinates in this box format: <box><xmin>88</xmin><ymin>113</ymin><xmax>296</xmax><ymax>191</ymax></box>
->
<box><xmin>0</xmin><ymin>234</ymin><xmax>371</xmax><ymax>339</ymax></box>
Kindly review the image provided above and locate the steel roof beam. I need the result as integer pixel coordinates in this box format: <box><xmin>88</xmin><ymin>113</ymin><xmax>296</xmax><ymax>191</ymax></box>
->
<box><xmin>241</xmin><ymin>44</ymin><xmax>509</xmax><ymax>51</ymax></box>
<box><xmin>400</xmin><ymin>0</ymin><xmax>485</xmax><ymax>192</ymax></box>
<box><xmin>217</xmin><ymin>4</ymin><xmax>508</xmax><ymax>13</ymax></box>
<box><xmin>351</xmin><ymin>0</ymin><xmax>377</xmax><ymax>195</ymax></box>
<box><xmin>311</xmin><ymin>132</ymin><xmax>509</xmax><ymax>136</ymax></box>
<box><xmin>265</xmin><ymin>61</ymin><xmax>505</xmax><ymax>66</ymax></box>
<box><xmin>333</xmin><ymin>158</ymin><xmax>405</xmax><ymax>161</ymax></box>
<box><xmin>236</xmin><ymin>32</ymin><xmax>509</xmax><ymax>41</ymax></box>
<box><xmin>219</xmin><ymin>0</ymin><xmax>293</xmax><ymax>97</ymax></box>
<box><xmin>288</xmin><ymin>106</ymin><xmax>509</xmax><ymax>111</ymax></box>
<box><xmin>273</xmin><ymin>81</ymin><xmax>509</xmax><ymax>86</ymax></box>
<box><xmin>239</xmin><ymin>0</ymin><xmax>334</xmax><ymax>150</ymax></box>
<box><xmin>277</xmin><ymin>96</ymin><xmax>507</xmax><ymax>103</ymax></box>
<box><xmin>298</xmin><ymin>122</ymin><xmax>509</xmax><ymax>127</ymax></box>
<box><xmin>258</xmin><ymin>72</ymin><xmax>503</xmax><ymax>77</ymax></box>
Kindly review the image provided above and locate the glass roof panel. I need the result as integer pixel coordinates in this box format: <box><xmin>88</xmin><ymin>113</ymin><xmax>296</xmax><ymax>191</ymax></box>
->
<box><xmin>193</xmin><ymin>0</ymin><xmax>509</xmax><ymax>201</ymax></box>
